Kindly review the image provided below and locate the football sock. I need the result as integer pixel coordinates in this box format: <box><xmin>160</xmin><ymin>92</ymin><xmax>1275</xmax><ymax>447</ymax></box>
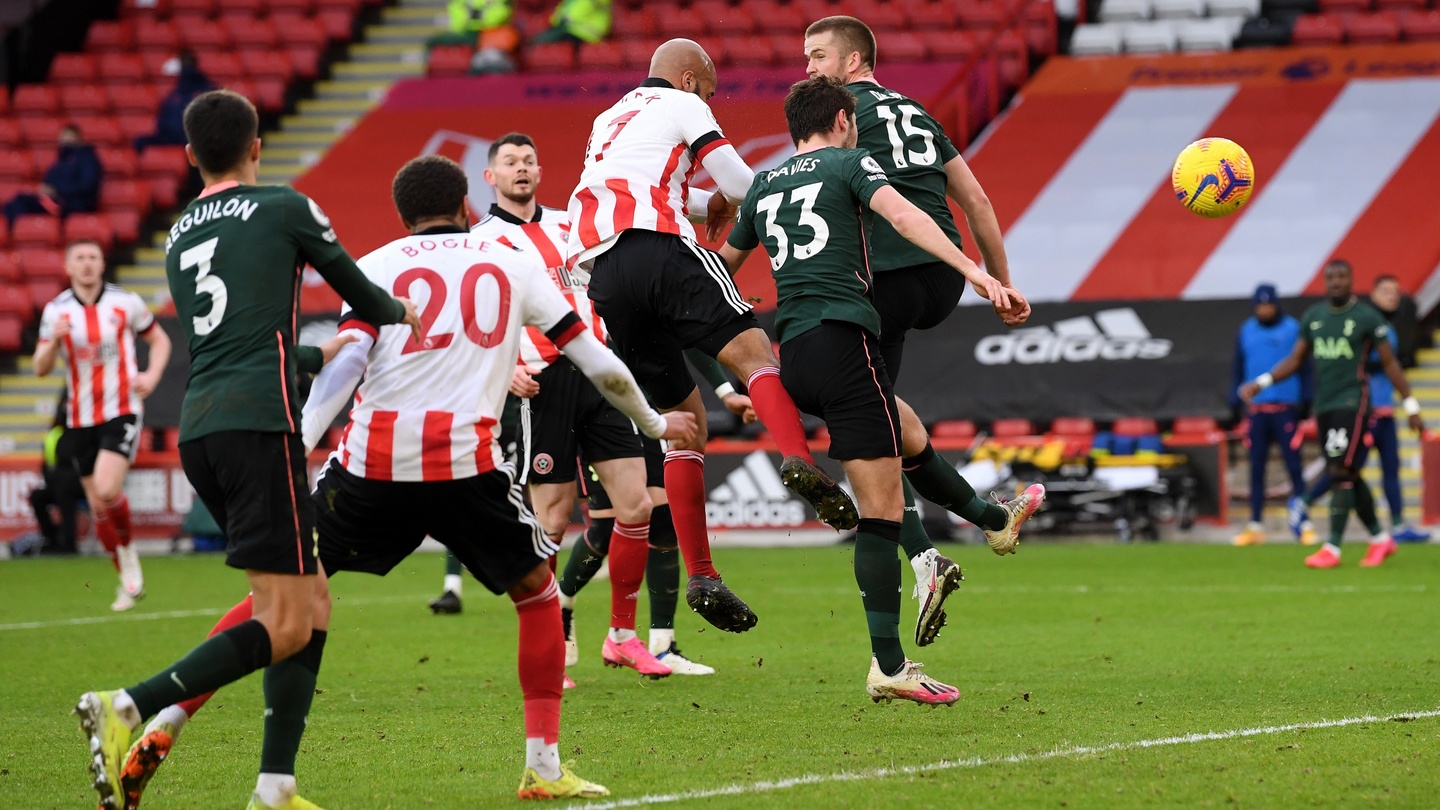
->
<box><xmin>1352</xmin><ymin>480</ymin><xmax>1383</xmax><ymax>536</ymax></box>
<box><xmin>443</xmin><ymin>574</ymin><xmax>463</xmax><ymax>597</ymax></box>
<box><xmin>898</xmin><ymin>480</ymin><xmax>934</xmax><ymax>560</ymax></box>
<box><xmin>513</xmin><ymin>574</ymin><xmax>563</xmax><ymax>781</ymax></box>
<box><xmin>260</xmin><ymin>629</ymin><xmax>326</xmax><ymax>776</ymax></box>
<box><xmin>559</xmin><ymin>517</ymin><xmax>613</xmax><ymax>599</ymax></box>
<box><xmin>664</xmin><ymin>450</ymin><xmax>719</xmax><ymax>579</ymax></box>
<box><xmin>646</xmin><ymin>505</ymin><xmax>680</xmax><ymax>631</ymax></box>
<box><xmin>445</xmin><ymin>550</ymin><xmax>463</xmax><ymax>576</ymax></box>
<box><xmin>145</xmin><ymin>704</ymin><xmax>189</xmax><ymax>740</ymax></box>
<box><xmin>746</xmin><ymin>366</ymin><xmax>814</xmax><ymax>464</ymax></box>
<box><xmin>608</xmin><ymin>519</ymin><xmax>649</xmax><ymax>632</ymax></box>
<box><xmin>649</xmin><ymin>628</ymin><xmax>675</xmax><ymax>656</ymax></box>
<box><xmin>854</xmin><ymin>519</ymin><xmax>905</xmax><ymax>678</ymax></box>
<box><xmin>105</xmin><ymin>493</ymin><xmax>132</xmax><ymax>546</ymax></box>
<box><xmin>1328</xmin><ymin>483</ymin><xmax>1355</xmax><ymax>547</ymax></box>
<box><xmin>178</xmin><ymin>593</ymin><xmax>255</xmax><ymax>717</ymax></box>
<box><xmin>127</xmin><ymin>619</ymin><xmax>272</xmax><ymax>720</ymax></box>
<box><xmin>94</xmin><ymin>506</ymin><xmax>120</xmax><ymax>571</ymax></box>
<box><xmin>903</xmin><ymin>443</ymin><xmax>1007</xmax><ymax>532</ymax></box>
<box><xmin>254</xmin><ymin>773</ymin><xmax>297</xmax><ymax>807</ymax></box>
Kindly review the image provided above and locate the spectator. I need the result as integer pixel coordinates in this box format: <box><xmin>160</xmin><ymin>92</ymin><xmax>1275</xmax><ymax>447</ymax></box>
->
<box><xmin>1370</xmin><ymin>275</ymin><xmax>1420</xmax><ymax>369</ymax></box>
<box><xmin>529</xmin><ymin>0</ymin><xmax>612</xmax><ymax>45</ymax></box>
<box><xmin>2</xmin><ymin>124</ymin><xmax>102</xmax><ymax>228</ymax></box>
<box><xmin>134</xmin><ymin>51</ymin><xmax>215</xmax><ymax>154</ymax></box>
<box><xmin>427</xmin><ymin>0</ymin><xmax>520</xmax><ymax>73</ymax></box>
<box><xmin>27</xmin><ymin>390</ymin><xmax>84</xmax><ymax>556</ymax></box>
<box><xmin>1231</xmin><ymin>283</ymin><xmax>1311</xmax><ymax>546</ymax></box>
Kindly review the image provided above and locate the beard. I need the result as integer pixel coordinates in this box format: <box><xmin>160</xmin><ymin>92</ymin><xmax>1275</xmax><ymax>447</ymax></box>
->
<box><xmin>502</xmin><ymin>184</ymin><xmax>536</xmax><ymax>205</ymax></box>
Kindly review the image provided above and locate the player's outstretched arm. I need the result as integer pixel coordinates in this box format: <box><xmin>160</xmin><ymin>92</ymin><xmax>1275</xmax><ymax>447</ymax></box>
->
<box><xmin>944</xmin><ymin>155</ymin><xmax>1010</xmax><ymax>287</ymax></box>
<box><xmin>868</xmin><ymin>185</ymin><xmax>1012</xmax><ymax>312</ymax></box>
<box><xmin>1377</xmin><ymin>338</ymin><xmax>1425</xmax><ymax>432</ymax></box>
<box><xmin>131</xmin><ymin>324</ymin><xmax>172</xmax><ymax>398</ymax></box>
<box><xmin>561</xmin><ymin>331</ymin><xmax>696</xmax><ymax>443</ymax></box>
<box><xmin>300</xmin><ymin>329</ymin><xmax>373</xmax><ymax>453</ymax></box>
<box><xmin>1240</xmin><ymin>339</ymin><xmax>1311</xmax><ymax>403</ymax></box>
<box><xmin>314</xmin><ymin>255</ymin><xmax>419</xmax><ymax>336</ymax></box>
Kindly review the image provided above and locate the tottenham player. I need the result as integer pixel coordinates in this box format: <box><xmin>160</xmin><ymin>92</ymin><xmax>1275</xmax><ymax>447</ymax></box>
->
<box><xmin>35</xmin><ymin>239</ymin><xmax>171</xmax><ymax>612</ymax></box>
<box><xmin>568</xmin><ymin>38</ymin><xmax>856</xmax><ymax>634</ymax></box>
<box><xmin>804</xmin><ymin>16</ymin><xmax>1043</xmax><ymax>645</ymax></box>
<box><xmin>478</xmin><ymin>131</ymin><xmax>674</xmax><ymax>677</ymax></box>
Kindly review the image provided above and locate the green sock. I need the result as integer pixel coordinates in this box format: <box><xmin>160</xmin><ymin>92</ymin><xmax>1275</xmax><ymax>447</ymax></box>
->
<box><xmin>444</xmin><ymin>551</ymin><xmax>462</xmax><ymax>577</ymax></box>
<box><xmin>904</xmin><ymin>444</ymin><xmax>1007</xmax><ymax>532</ymax></box>
<box><xmin>898</xmin><ymin>480</ymin><xmax>934</xmax><ymax>560</ymax></box>
<box><xmin>1352</xmin><ymin>480</ymin><xmax>1382</xmax><ymax>536</ymax></box>
<box><xmin>260</xmin><ymin>630</ymin><xmax>326</xmax><ymax>776</ymax></box>
<box><xmin>127</xmin><ymin>619</ymin><xmax>272</xmax><ymax>720</ymax></box>
<box><xmin>1329</xmin><ymin>485</ymin><xmax>1355</xmax><ymax>547</ymax></box>
<box><xmin>559</xmin><ymin>517</ymin><xmax>613</xmax><ymax>598</ymax></box>
<box><xmin>646</xmin><ymin>505</ymin><xmax>680</xmax><ymax>631</ymax></box>
<box><xmin>854</xmin><ymin>519</ymin><xmax>905</xmax><ymax>677</ymax></box>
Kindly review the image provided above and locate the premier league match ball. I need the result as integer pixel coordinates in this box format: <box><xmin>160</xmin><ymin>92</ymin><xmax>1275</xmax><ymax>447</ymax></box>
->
<box><xmin>1171</xmin><ymin>138</ymin><xmax>1255</xmax><ymax>218</ymax></box>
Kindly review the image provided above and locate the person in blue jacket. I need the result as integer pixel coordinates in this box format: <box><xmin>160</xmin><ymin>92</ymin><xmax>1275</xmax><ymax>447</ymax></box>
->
<box><xmin>1232</xmin><ymin>283</ymin><xmax>1310</xmax><ymax>546</ymax></box>
<box><xmin>1292</xmin><ymin>315</ymin><xmax>1430</xmax><ymax>543</ymax></box>
<box><xmin>3</xmin><ymin>124</ymin><xmax>102</xmax><ymax>227</ymax></box>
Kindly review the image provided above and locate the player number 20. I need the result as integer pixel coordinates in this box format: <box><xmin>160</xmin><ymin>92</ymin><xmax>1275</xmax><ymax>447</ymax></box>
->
<box><xmin>755</xmin><ymin>182</ymin><xmax>830</xmax><ymax>271</ymax></box>
<box><xmin>875</xmin><ymin>104</ymin><xmax>936</xmax><ymax>169</ymax></box>
<box><xmin>392</xmin><ymin>263</ymin><xmax>512</xmax><ymax>354</ymax></box>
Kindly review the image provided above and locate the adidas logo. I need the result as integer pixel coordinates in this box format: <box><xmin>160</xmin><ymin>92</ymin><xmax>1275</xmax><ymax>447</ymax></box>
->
<box><xmin>974</xmin><ymin>307</ymin><xmax>1173</xmax><ymax>366</ymax></box>
<box><xmin>706</xmin><ymin>450</ymin><xmax>808</xmax><ymax>528</ymax></box>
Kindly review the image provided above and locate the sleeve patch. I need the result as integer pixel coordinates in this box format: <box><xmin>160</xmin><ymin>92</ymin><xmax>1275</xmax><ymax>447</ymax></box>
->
<box><xmin>338</xmin><ymin>318</ymin><xmax>380</xmax><ymax>340</ymax></box>
<box><xmin>690</xmin><ymin>131</ymin><xmax>729</xmax><ymax>161</ymax></box>
<box><xmin>545</xmin><ymin>312</ymin><xmax>586</xmax><ymax>348</ymax></box>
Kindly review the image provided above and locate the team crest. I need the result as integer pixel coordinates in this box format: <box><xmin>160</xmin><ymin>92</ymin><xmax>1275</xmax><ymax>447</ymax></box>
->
<box><xmin>533</xmin><ymin>453</ymin><xmax>554</xmax><ymax>475</ymax></box>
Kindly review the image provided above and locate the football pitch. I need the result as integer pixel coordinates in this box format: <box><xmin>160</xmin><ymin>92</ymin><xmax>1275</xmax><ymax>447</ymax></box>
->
<box><xmin>3</xmin><ymin>541</ymin><xmax>1438</xmax><ymax>808</ymax></box>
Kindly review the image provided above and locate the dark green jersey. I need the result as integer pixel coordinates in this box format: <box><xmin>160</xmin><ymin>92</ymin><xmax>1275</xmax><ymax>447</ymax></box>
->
<box><xmin>1300</xmin><ymin>298</ymin><xmax>1391</xmax><ymax>414</ymax></box>
<box><xmin>164</xmin><ymin>184</ymin><xmax>403</xmax><ymax>441</ymax></box>
<box><xmin>727</xmin><ymin>146</ymin><xmax>890</xmax><ymax>344</ymax></box>
<box><xmin>848</xmin><ymin>80</ymin><xmax>963</xmax><ymax>273</ymax></box>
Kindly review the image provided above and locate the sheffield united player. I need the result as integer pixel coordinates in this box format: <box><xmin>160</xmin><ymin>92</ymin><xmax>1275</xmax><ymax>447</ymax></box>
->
<box><xmin>567</xmin><ymin>38</ymin><xmax>856</xmax><ymax>634</ymax></box>
<box><xmin>73</xmin><ymin>90</ymin><xmax>418</xmax><ymax>810</ymax></box>
<box><xmin>34</xmin><ymin>239</ymin><xmax>171</xmax><ymax>612</ymax></box>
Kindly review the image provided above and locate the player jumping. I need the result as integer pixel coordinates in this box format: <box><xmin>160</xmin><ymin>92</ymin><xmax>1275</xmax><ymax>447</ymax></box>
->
<box><xmin>34</xmin><ymin>239</ymin><xmax>171</xmax><ymax>611</ymax></box>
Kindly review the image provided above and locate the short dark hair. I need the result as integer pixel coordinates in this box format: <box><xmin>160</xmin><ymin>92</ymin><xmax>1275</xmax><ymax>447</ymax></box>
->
<box><xmin>60</xmin><ymin>123</ymin><xmax>80</xmax><ymax>138</ymax></box>
<box><xmin>183</xmin><ymin>90</ymin><xmax>258</xmax><ymax>175</ymax></box>
<box><xmin>805</xmin><ymin>16</ymin><xmax>878</xmax><ymax>71</ymax></box>
<box><xmin>784</xmin><ymin>77</ymin><xmax>857</xmax><ymax>145</ymax></box>
<box><xmin>65</xmin><ymin>238</ymin><xmax>104</xmax><ymax>257</ymax></box>
<box><xmin>1325</xmin><ymin>258</ymin><xmax>1353</xmax><ymax>275</ymax></box>
<box><xmin>488</xmin><ymin>132</ymin><xmax>536</xmax><ymax>164</ymax></box>
<box><xmin>392</xmin><ymin>155</ymin><xmax>468</xmax><ymax>226</ymax></box>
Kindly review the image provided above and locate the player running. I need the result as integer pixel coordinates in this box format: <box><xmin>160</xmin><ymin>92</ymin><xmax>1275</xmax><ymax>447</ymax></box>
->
<box><xmin>720</xmin><ymin>76</ymin><xmax>1012</xmax><ymax>704</ymax></box>
<box><xmin>73</xmin><ymin>89</ymin><xmax>418</xmax><ymax>810</ymax></box>
<box><xmin>803</xmin><ymin>16</ymin><xmax>1043</xmax><ymax>645</ymax></box>
<box><xmin>567</xmin><ymin>38</ymin><xmax>857</xmax><ymax>634</ymax></box>
<box><xmin>34</xmin><ymin>239</ymin><xmax>171</xmax><ymax>611</ymax></box>
<box><xmin>1240</xmin><ymin>259</ymin><xmax>1423</xmax><ymax>569</ymax></box>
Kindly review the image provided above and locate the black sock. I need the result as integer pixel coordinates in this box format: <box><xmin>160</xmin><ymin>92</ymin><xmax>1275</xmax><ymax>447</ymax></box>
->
<box><xmin>646</xmin><ymin>505</ymin><xmax>680</xmax><ymax>631</ymax></box>
<box><xmin>898</xmin><ymin>480</ymin><xmax>933</xmax><ymax>560</ymax></box>
<box><xmin>128</xmin><ymin>619</ymin><xmax>272</xmax><ymax>720</ymax></box>
<box><xmin>260</xmin><ymin>630</ymin><xmax>327</xmax><ymax>776</ymax></box>
<box><xmin>904</xmin><ymin>443</ymin><xmax>1007</xmax><ymax>532</ymax></box>
<box><xmin>1329</xmin><ymin>484</ymin><xmax>1354</xmax><ymax>547</ymax></box>
<box><xmin>559</xmin><ymin>517</ymin><xmax>613</xmax><ymax>598</ymax></box>
<box><xmin>444</xmin><ymin>551</ymin><xmax>462</xmax><ymax>577</ymax></box>
<box><xmin>854</xmin><ymin>518</ymin><xmax>905</xmax><ymax>677</ymax></box>
<box><xmin>1352</xmin><ymin>479</ymin><xmax>1382</xmax><ymax>536</ymax></box>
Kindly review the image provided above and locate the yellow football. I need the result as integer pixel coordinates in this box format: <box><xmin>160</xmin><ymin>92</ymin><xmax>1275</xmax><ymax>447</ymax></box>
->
<box><xmin>1172</xmin><ymin>138</ymin><xmax>1255</xmax><ymax>218</ymax></box>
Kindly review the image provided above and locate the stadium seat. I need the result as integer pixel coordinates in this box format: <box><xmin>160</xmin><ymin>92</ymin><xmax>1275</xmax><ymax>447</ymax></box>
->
<box><xmin>0</xmin><ymin>313</ymin><xmax>23</xmax><ymax>353</ymax></box>
<box><xmin>1317</xmin><ymin>0</ymin><xmax>1371</xmax><ymax>12</ymax></box>
<box><xmin>134</xmin><ymin>18</ymin><xmax>181</xmax><ymax>52</ymax></box>
<box><xmin>880</xmin><ymin>31</ymin><xmax>929</xmax><ymax>61</ymax></box>
<box><xmin>1025</xmin><ymin>1</ymin><xmax>1060</xmax><ymax>55</ymax></box>
<box><xmin>1376</xmin><ymin>0</ymin><xmax>1426</xmax><ymax>10</ymax></box>
<box><xmin>755</xmin><ymin>1</ymin><xmax>807</xmax><ymax>34</ymax></box>
<box><xmin>317</xmin><ymin>9</ymin><xmax>358</xmax><ymax>42</ymax></box>
<box><xmin>1400</xmin><ymin>8</ymin><xmax>1440</xmax><ymax>39</ymax></box>
<box><xmin>75</xmin><ymin>117</ymin><xmax>124</xmax><ymax>149</ymax></box>
<box><xmin>250</xmin><ymin>78</ymin><xmax>287</xmax><ymax>113</ymax></box>
<box><xmin>0</xmin><ymin>253</ymin><xmax>20</xmax><ymax>285</ymax></box>
<box><xmin>1346</xmin><ymin>10</ymin><xmax>1401</xmax><ymax>41</ymax></box>
<box><xmin>288</xmin><ymin>46</ymin><xmax>323</xmax><ymax>81</ymax></box>
<box><xmin>851</xmin><ymin>0</ymin><xmax>910</xmax><ymax>30</ymax></box>
<box><xmin>19</xmin><ymin>117</ymin><xmax>65</xmax><ymax>148</ymax></box>
<box><xmin>148</xmin><ymin>175</ymin><xmax>180</xmax><ymax>209</ymax></box>
<box><xmin>1170</xmin><ymin>415</ymin><xmax>1219</xmax><ymax>434</ymax></box>
<box><xmin>991</xmin><ymin>418</ymin><xmax>1036</xmax><ymax>438</ymax></box>
<box><xmin>1290</xmin><ymin>12</ymin><xmax>1345</xmax><ymax>43</ymax></box>
<box><xmin>106</xmin><ymin>210</ymin><xmax>142</xmax><ymax>244</ymax></box>
<box><xmin>693</xmin><ymin>1</ymin><xmax>757</xmax><ymax>35</ymax></box>
<box><xmin>621</xmin><ymin>38</ymin><xmax>665</xmax><ymax>70</ymax></box>
<box><xmin>111</xmin><ymin>83</ymin><xmax>162</xmax><ymax>116</ymax></box>
<box><xmin>0</xmin><ymin>151</ymin><xmax>36</xmax><ymax>182</ymax></box>
<box><xmin>0</xmin><ymin>119</ymin><xmax>20</xmax><ymax>149</ymax></box>
<box><xmin>241</xmin><ymin>50</ymin><xmax>296</xmax><ymax>82</ymax></box>
<box><xmin>427</xmin><ymin>46</ymin><xmax>473</xmax><ymax>77</ymax></box>
<box><xmin>12</xmin><ymin>85</ymin><xmax>61</xmax><ymax>118</ymax></box>
<box><xmin>0</xmin><ymin>287</ymin><xmax>32</xmax><ymax>320</ymax></box>
<box><xmin>120</xmin><ymin>0</ymin><xmax>173</xmax><ymax>13</ymax></box>
<box><xmin>267</xmin><ymin>0</ymin><xmax>314</xmax><ymax>13</ymax></box>
<box><xmin>59</xmin><ymin>84</ymin><xmax>111</xmax><ymax>117</ymax></box>
<box><xmin>1234</xmin><ymin>14</ymin><xmax>1295</xmax><ymax>45</ymax></box>
<box><xmin>1207</xmin><ymin>0</ymin><xmax>1261</xmax><ymax>16</ymax></box>
<box><xmin>1153</xmin><ymin>0</ymin><xmax>1206</xmax><ymax>17</ymax></box>
<box><xmin>50</xmin><ymin>53</ymin><xmax>99</xmax><ymax>85</ymax></box>
<box><xmin>63</xmin><ymin>214</ymin><xmax>116</xmax><ymax>252</ymax></box>
<box><xmin>1112</xmin><ymin>417</ymin><xmax>1158</xmax><ymax>437</ymax></box>
<box><xmin>923</xmin><ymin>29</ymin><xmax>981</xmax><ymax>59</ymax></box>
<box><xmin>957</xmin><ymin>0</ymin><xmax>1007</xmax><ymax>28</ymax></box>
<box><xmin>117</xmin><ymin>114</ymin><xmax>158</xmax><ymax>144</ymax></box>
<box><xmin>579</xmin><ymin>41</ymin><xmax>627</xmax><ymax>70</ymax></box>
<box><xmin>613</xmin><ymin>5</ymin><xmax>659</xmax><ymax>38</ymax></box>
<box><xmin>12</xmin><ymin>217</ymin><xmax>62</xmax><ymax>250</ymax></box>
<box><xmin>1124</xmin><ymin>20</ymin><xmax>1179</xmax><ymax>50</ymax></box>
<box><xmin>275</xmin><ymin>14</ymin><xmax>327</xmax><ymax>49</ymax></box>
<box><xmin>930</xmin><ymin>419</ymin><xmax>978</xmax><ymax>440</ymax></box>
<box><xmin>97</xmin><ymin>53</ymin><xmax>148</xmax><ymax>86</ymax></box>
<box><xmin>1176</xmin><ymin>16</ymin><xmax>1242</xmax><ymax>49</ymax></box>
<box><xmin>84</xmin><ymin>20</ymin><xmax>133</xmax><ymax>53</ymax></box>
<box><xmin>171</xmin><ymin>0</ymin><xmax>216</xmax><ymax>15</ymax></box>
<box><xmin>315</xmin><ymin>0</ymin><xmax>362</xmax><ymax>13</ymax></box>
<box><xmin>995</xmin><ymin>28</ymin><xmax>1028</xmax><ymax>86</ymax></box>
<box><xmin>181</xmin><ymin>19</ymin><xmax>232</xmax><ymax>50</ymax></box>
<box><xmin>198</xmin><ymin>52</ymin><xmax>245</xmax><ymax>84</ymax></box>
<box><xmin>724</xmin><ymin>36</ymin><xmax>779</xmax><ymax>66</ymax></box>
<box><xmin>18</xmin><ymin>248</ymin><xmax>66</xmax><ymax>282</ymax></box>
<box><xmin>526</xmin><ymin>43</ymin><xmax>576</xmax><ymax>72</ymax></box>
<box><xmin>28</xmin><ymin>279</ymin><xmax>65</xmax><ymax>311</ymax></box>
<box><xmin>139</xmin><ymin>146</ymin><xmax>189</xmax><ymax>182</ymax></box>
<box><xmin>657</xmin><ymin>7</ymin><xmax>705</xmax><ymax>39</ymax></box>
<box><xmin>101</xmin><ymin>179</ymin><xmax>152</xmax><ymax>216</ymax></box>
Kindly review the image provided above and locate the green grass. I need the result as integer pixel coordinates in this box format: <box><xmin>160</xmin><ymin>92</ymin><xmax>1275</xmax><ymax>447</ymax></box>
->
<box><xmin>3</xmin><ymin>542</ymin><xmax>1439</xmax><ymax>808</ymax></box>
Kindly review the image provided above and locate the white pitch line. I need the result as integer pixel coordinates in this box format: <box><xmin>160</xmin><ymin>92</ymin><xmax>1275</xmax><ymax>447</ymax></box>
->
<box><xmin>0</xmin><ymin>593</ymin><xmax>433</xmax><ymax>632</ymax></box>
<box><xmin>569</xmin><ymin>708</ymin><xmax>1440</xmax><ymax>810</ymax></box>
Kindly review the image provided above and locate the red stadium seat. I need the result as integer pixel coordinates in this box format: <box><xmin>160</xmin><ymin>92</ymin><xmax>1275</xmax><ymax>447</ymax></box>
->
<box><xmin>148</xmin><ymin>175</ymin><xmax>181</xmax><ymax>209</ymax></box>
<box><xmin>12</xmin><ymin>216</ymin><xmax>63</xmax><ymax>250</ymax></box>
<box><xmin>991</xmin><ymin>418</ymin><xmax>1035</xmax><ymax>438</ymax></box>
<box><xmin>613</xmin><ymin>5</ymin><xmax>658</xmax><ymax>38</ymax></box>
<box><xmin>0</xmin><ymin>254</ymin><xmax>20</xmax><ymax>285</ymax></box>
<box><xmin>0</xmin><ymin>151</ymin><xmax>36</xmax><ymax>182</ymax></box>
<box><xmin>12</xmin><ymin>85</ymin><xmax>61</xmax><ymax>118</ymax></box>
<box><xmin>1170</xmin><ymin>415</ymin><xmax>1219</xmax><ymax>435</ymax></box>
<box><xmin>50</xmin><ymin>53</ymin><xmax>99</xmax><ymax>85</ymax></box>
<box><xmin>1376</xmin><ymin>0</ymin><xmax>1425</xmax><ymax>9</ymax></box>
<box><xmin>0</xmin><ymin>119</ymin><xmax>20</xmax><ymax>149</ymax></box>
<box><xmin>922</xmin><ymin>29</ymin><xmax>980</xmax><ymax>60</ymax></box>
<box><xmin>181</xmin><ymin>19</ymin><xmax>231</xmax><ymax>50</ymax></box>
<box><xmin>621</xmin><ymin>38</ymin><xmax>665</xmax><ymax>70</ymax></box>
<box><xmin>1346</xmin><ymin>10</ymin><xmax>1401</xmax><ymax>41</ymax></box>
<box><xmin>250</xmin><ymin>79</ymin><xmax>287</xmax><ymax>113</ymax></box>
<box><xmin>110</xmin><ymin>85</ymin><xmax>162</xmax><ymax>118</ymax></box>
<box><xmin>267</xmin><ymin>0</ymin><xmax>314</xmax><ymax>13</ymax></box>
<box><xmin>793</xmin><ymin>0</ymin><xmax>839</xmax><ymax>23</ymax></box>
<box><xmin>0</xmin><ymin>313</ymin><xmax>24</xmax><ymax>353</ymax></box>
<box><xmin>19</xmin><ymin>118</ymin><xmax>65</xmax><ymax>149</ymax></box>
<box><xmin>274</xmin><ymin>14</ymin><xmax>327</xmax><ymax>49</ymax></box>
<box><xmin>315</xmin><ymin>0</ymin><xmax>362</xmax><ymax>12</ymax></box>
<box><xmin>198</xmin><ymin>52</ymin><xmax>245</xmax><ymax>84</ymax></box>
<box><xmin>996</xmin><ymin>28</ymin><xmax>1029</xmax><ymax>89</ymax></box>
<box><xmin>1025</xmin><ymin>1</ymin><xmax>1059</xmax><ymax>57</ymax></box>
<box><xmin>316</xmin><ymin>10</ymin><xmax>357</xmax><ymax>42</ymax></box>
<box><xmin>1291</xmin><ymin>13</ymin><xmax>1345</xmax><ymax>44</ymax></box>
<box><xmin>119</xmin><ymin>0</ymin><xmax>172</xmax><ymax>15</ymax></box>
<box><xmin>427</xmin><ymin>46</ymin><xmax>473</xmax><ymax>77</ymax></box>
<box><xmin>755</xmin><ymin>0</ymin><xmax>807</xmax><ymax>34</ymax></box>
<box><xmin>958</xmin><ymin>0</ymin><xmax>1006</xmax><ymax>29</ymax></box>
<box><xmin>170</xmin><ymin>0</ymin><xmax>216</xmax><ymax>15</ymax></box>
<box><xmin>690</xmin><ymin>1</ymin><xmax>756</xmax><ymax>35</ymax></box>
<box><xmin>0</xmin><ymin>287</ymin><xmax>32</xmax><ymax>320</ymax></box>
<box><xmin>578</xmin><ymin>41</ymin><xmax>626</xmax><ymax>71</ymax></box>
<box><xmin>241</xmin><ymin>50</ymin><xmax>295</xmax><ymax>82</ymax></box>
<box><xmin>909</xmin><ymin>1</ymin><xmax>961</xmax><ymax>29</ymax></box>
<box><xmin>1400</xmin><ymin>8</ymin><xmax>1440</xmax><ymax>39</ymax></box>
<box><xmin>116</xmin><ymin>114</ymin><xmax>158</xmax><ymax>144</ymax></box>
<box><xmin>59</xmin><ymin>84</ymin><xmax>111</xmax><ymax>116</ymax></box>
<box><xmin>97</xmin><ymin>53</ymin><xmax>148</xmax><ymax>85</ymax></box>
<box><xmin>134</xmin><ymin>18</ymin><xmax>181</xmax><ymax>52</ymax></box>
<box><xmin>879</xmin><ymin>31</ymin><xmax>928</xmax><ymax>61</ymax></box>
<box><xmin>657</xmin><ymin>7</ymin><xmax>705</xmax><ymax>39</ymax></box>
<box><xmin>723</xmin><ymin>36</ymin><xmax>779</xmax><ymax>66</ymax></box>
<box><xmin>1317</xmin><ymin>0</ymin><xmax>1371</xmax><ymax>12</ymax></box>
<box><xmin>1050</xmin><ymin>416</ymin><xmax>1097</xmax><ymax>438</ymax></box>
<box><xmin>139</xmin><ymin>51</ymin><xmax>174</xmax><ymax>79</ymax></box>
<box><xmin>851</xmin><ymin>0</ymin><xmax>910</xmax><ymax>31</ymax></box>
<box><xmin>1112</xmin><ymin>417</ymin><xmax>1158</xmax><ymax>437</ymax></box>
<box><xmin>288</xmin><ymin>46</ymin><xmax>323</xmax><ymax>81</ymax></box>
<box><xmin>101</xmin><ymin>180</ymin><xmax>153</xmax><ymax>216</ymax></box>
<box><xmin>18</xmin><ymin>248</ymin><xmax>66</xmax><ymax>283</ymax></box>
<box><xmin>73</xmin><ymin>117</ymin><xmax>125</xmax><ymax>149</ymax></box>
<box><xmin>526</xmin><ymin>43</ymin><xmax>576</xmax><ymax>72</ymax></box>
<box><xmin>63</xmin><ymin>214</ymin><xmax>116</xmax><ymax>252</ymax></box>
<box><xmin>139</xmin><ymin>146</ymin><xmax>189</xmax><ymax>182</ymax></box>
<box><xmin>28</xmin><ymin>279</ymin><xmax>66</xmax><ymax>311</ymax></box>
<box><xmin>106</xmin><ymin>210</ymin><xmax>142</xmax><ymax>244</ymax></box>
<box><xmin>85</xmin><ymin>20</ymin><xmax>134</xmax><ymax>53</ymax></box>
<box><xmin>930</xmin><ymin>419</ymin><xmax>978</xmax><ymax>440</ymax></box>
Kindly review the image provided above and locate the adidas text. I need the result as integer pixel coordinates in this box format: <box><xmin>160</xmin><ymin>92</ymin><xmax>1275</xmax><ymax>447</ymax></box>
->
<box><xmin>706</xmin><ymin>451</ymin><xmax>808</xmax><ymax>528</ymax></box>
<box><xmin>975</xmin><ymin>307</ymin><xmax>1173</xmax><ymax>366</ymax></box>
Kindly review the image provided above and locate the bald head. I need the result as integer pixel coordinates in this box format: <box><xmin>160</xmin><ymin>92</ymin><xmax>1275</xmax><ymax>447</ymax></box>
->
<box><xmin>649</xmin><ymin>38</ymin><xmax>718</xmax><ymax>100</ymax></box>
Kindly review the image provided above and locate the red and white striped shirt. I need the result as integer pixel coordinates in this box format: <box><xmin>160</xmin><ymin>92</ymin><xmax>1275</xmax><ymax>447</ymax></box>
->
<box><xmin>38</xmin><ymin>284</ymin><xmax>155</xmax><ymax>429</ymax></box>
<box><xmin>333</xmin><ymin>228</ymin><xmax>584</xmax><ymax>482</ymax></box>
<box><xmin>472</xmin><ymin>204</ymin><xmax>605</xmax><ymax>372</ymax></box>
<box><xmin>565</xmin><ymin>79</ymin><xmax>732</xmax><ymax>275</ymax></box>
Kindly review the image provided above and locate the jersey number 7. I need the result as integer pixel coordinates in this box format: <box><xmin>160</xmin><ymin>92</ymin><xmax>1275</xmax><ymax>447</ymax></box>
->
<box><xmin>393</xmin><ymin>263</ymin><xmax>512</xmax><ymax>354</ymax></box>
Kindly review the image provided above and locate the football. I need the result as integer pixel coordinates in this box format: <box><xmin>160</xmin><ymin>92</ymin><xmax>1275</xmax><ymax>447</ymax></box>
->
<box><xmin>1172</xmin><ymin>138</ymin><xmax>1255</xmax><ymax>218</ymax></box>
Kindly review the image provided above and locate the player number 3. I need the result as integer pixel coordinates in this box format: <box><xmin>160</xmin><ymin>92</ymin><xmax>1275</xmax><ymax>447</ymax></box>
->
<box><xmin>180</xmin><ymin>236</ymin><xmax>226</xmax><ymax>336</ymax></box>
